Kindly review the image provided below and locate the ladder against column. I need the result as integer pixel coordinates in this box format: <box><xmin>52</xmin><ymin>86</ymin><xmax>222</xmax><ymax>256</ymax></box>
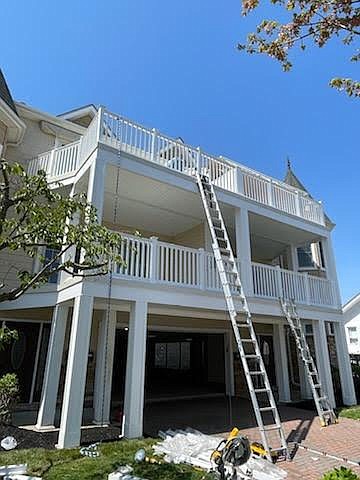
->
<box><xmin>280</xmin><ymin>299</ymin><xmax>337</xmax><ymax>427</ymax></box>
<box><xmin>197</xmin><ymin>173</ymin><xmax>288</xmax><ymax>462</ymax></box>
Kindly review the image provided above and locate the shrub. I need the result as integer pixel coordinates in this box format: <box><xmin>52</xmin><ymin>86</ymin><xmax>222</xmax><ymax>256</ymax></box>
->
<box><xmin>322</xmin><ymin>467</ymin><xmax>360</xmax><ymax>480</ymax></box>
<box><xmin>0</xmin><ymin>373</ymin><xmax>19</xmax><ymax>425</ymax></box>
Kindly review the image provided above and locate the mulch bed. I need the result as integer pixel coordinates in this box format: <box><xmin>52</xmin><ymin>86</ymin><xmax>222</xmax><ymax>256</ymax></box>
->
<box><xmin>0</xmin><ymin>424</ymin><xmax>122</xmax><ymax>451</ymax></box>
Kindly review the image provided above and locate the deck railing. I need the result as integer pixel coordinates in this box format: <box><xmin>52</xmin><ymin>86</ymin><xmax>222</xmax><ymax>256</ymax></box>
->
<box><xmin>27</xmin><ymin>108</ymin><xmax>325</xmax><ymax>225</ymax></box>
<box><xmin>112</xmin><ymin>233</ymin><xmax>338</xmax><ymax>308</ymax></box>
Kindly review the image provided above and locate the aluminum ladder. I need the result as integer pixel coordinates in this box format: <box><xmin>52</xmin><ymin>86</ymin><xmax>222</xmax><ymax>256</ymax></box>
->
<box><xmin>197</xmin><ymin>174</ymin><xmax>288</xmax><ymax>462</ymax></box>
<box><xmin>280</xmin><ymin>299</ymin><xmax>337</xmax><ymax>426</ymax></box>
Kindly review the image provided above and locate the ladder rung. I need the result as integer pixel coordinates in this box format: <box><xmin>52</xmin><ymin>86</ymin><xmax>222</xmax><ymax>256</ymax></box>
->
<box><xmin>313</xmin><ymin>384</ymin><xmax>321</xmax><ymax>388</ymax></box>
<box><xmin>262</xmin><ymin>425</ymin><xmax>282</xmax><ymax>432</ymax></box>
<box><xmin>259</xmin><ymin>406</ymin><xmax>276</xmax><ymax>412</ymax></box>
<box><xmin>318</xmin><ymin>396</ymin><xmax>327</xmax><ymax>402</ymax></box>
<box><xmin>249</xmin><ymin>371</ymin><xmax>264</xmax><ymax>375</ymax></box>
<box><xmin>236</xmin><ymin>323</ymin><xmax>250</xmax><ymax>328</ymax></box>
<box><xmin>254</xmin><ymin>388</ymin><xmax>270</xmax><ymax>394</ymax></box>
<box><xmin>245</xmin><ymin>354</ymin><xmax>260</xmax><ymax>359</ymax></box>
<box><xmin>242</xmin><ymin>339</ymin><xmax>255</xmax><ymax>343</ymax></box>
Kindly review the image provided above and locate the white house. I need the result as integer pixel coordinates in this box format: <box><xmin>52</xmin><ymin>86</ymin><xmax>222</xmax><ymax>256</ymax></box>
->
<box><xmin>0</xmin><ymin>69</ymin><xmax>356</xmax><ymax>450</ymax></box>
<box><xmin>343</xmin><ymin>293</ymin><xmax>360</xmax><ymax>356</ymax></box>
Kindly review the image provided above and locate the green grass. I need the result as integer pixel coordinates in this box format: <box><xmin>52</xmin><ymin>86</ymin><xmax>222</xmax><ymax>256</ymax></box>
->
<box><xmin>0</xmin><ymin>439</ymin><xmax>214</xmax><ymax>480</ymax></box>
<box><xmin>339</xmin><ymin>405</ymin><xmax>360</xmax><ymax>421</ymax></box>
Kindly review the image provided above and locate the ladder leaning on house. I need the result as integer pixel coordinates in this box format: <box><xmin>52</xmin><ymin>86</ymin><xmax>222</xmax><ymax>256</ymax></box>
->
<box><xmin>197</xmin><ymin>173</ymin><xmax>288</xmax><ymax>462</ymax></box>
<box><xmin>280</xmin><ymin>299</ymin><xmax>337</xmax><ymax>427</ymax></box>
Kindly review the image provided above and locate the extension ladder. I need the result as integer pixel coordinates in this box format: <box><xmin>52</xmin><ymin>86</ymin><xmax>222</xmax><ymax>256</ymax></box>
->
<box><xmin>197</xmin><ymin>174</ymin><xmax>288</xmax><ymax>462</ymax></box>
<box><xmin>280</xmin><ymin>299</ymin><xmax>337</xmax><ymax>426</ymax></box>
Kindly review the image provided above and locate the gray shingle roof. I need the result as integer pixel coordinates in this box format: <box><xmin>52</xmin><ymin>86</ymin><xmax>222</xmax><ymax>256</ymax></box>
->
<box><xmin>0</xmin><ymin>69</ymin><xmax>17</xmax><ymax>115</ymax></box>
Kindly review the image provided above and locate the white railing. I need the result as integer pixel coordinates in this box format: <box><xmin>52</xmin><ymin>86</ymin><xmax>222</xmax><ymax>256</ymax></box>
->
<box><xmin>28</xmin><ymin>140</ymin><xmax>81</xmax><ymax>180</ymax></box>
<box><xmin>111</xmin><ymin>234</ymin><xmax>338</xmax><ymax>308</ymax></box>
<box><xmin>27</xmin><ymin>108</ymin><xmax>325</xmax><ymax>225</ymax></box>
<box><xmin>251</xmin><ymin>262</ymin><xmax>337</xmax><ymax>307</ymax></box>
<box><xmin>99</xmin><ymin>109</ymin><xmax>324</xmax><ymax>225</ymax></box>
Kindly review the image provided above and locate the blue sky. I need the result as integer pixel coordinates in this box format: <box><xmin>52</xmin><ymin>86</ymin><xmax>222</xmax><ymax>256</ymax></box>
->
<box><xmin>2</xmin><ymin>0</ymin><xmax>359</xmax><ymax>302</ymax></box>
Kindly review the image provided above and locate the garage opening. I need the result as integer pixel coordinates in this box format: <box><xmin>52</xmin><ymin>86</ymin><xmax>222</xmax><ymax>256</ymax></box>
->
<box><xmin>111</xmin><ymin>330</ymin><xmax>226</xmax><ymax>403</ymax></box>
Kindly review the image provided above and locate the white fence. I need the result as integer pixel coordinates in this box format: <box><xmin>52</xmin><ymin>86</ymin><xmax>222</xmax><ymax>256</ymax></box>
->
<box><xmin>112</xmin><ymin>234</ymin><xmax>338</xmax><ymax>308</ymax></box>
<box><xmin>251</xmin><ymin>262</ymin><xmax>337</xmax><ymax>307</ymax></box>
<box><xmin>27</xmin><ymin>108</ymin><xmax>325</xmax><ymax>225</ymax></box>
<box><xmin>28</xmin><ymin>140</ymin><xmax>80</xmax><ymax>180</ymax></box>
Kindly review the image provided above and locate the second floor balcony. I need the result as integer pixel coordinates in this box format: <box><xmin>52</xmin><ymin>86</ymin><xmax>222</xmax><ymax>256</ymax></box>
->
<box><xmin>27</xmin><ymin>108</ymin><xmax>326</xmax><ymax>227</ymax></box>
<box><xmin>107</xmin><ymin>233</ymin><xmax>339</xmax><ymax>310</ymax></box>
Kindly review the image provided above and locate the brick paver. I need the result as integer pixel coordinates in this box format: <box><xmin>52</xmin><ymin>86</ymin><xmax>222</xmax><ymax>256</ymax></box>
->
<box><xmin>145</xmin><ymin>398</ymin><xmax>360</xmax><ymax>479</ymax></box>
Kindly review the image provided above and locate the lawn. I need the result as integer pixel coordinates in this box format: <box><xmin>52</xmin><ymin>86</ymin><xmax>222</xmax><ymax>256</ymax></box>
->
<box><xmin>339</xmin><ymin>405</ymin><xmax>360</xmax><ymax>421</ymax></box>
<box><xmin>0</xmin><ymin>438</ymin><xmax>214</xmax><ymax>480</ymax></box>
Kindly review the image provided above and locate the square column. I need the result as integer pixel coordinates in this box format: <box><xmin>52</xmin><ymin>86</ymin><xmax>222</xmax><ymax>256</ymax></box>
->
<box><xmin>313</xmin><ymin>319</ymin><xmax>336</xmax><ymax>408</ymax></box>
<box><xmin>322</xmin><ymin>236</ymin><xmax>341</xmax><ymax>307</ymax></box>
<box><xmin>273</xmin><ymin>323</ymin><xmax>291</xmax><ymax>402</ymax></box>
<box><xmin>93</xmin><ymin>310</ymin><xmax>117</xmax><ymax>425</ymax></box>
<box><xmin>334</xmin><ymin>321</ymin><xmax>356</xmax><ymax>405</ymax></box>
<box><xmin>123</xmin><ymin>300</ymin><xmax>148</xmax><ymax>439</ymax></box>
<box><xmin>36</xmin><ymin>304</ymin><xmax>68</xmax><ymax>429</ymax></box>
<box><xmin>87</xmin><ymin>157</ymin><xmax>106</xmax><ymax>222</ymax></box>
<box><xmin>234</xmin><ymin>207</ymin><xmax>253</xmax><ymax>296</ymax></box>
<box><xmin>57</xmin><ymin>295</ymin><xmax>94</xmax><ymax>448</ymax></box>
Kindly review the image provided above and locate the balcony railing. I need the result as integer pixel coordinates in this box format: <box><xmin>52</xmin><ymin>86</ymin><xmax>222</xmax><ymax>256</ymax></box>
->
<box><xmin>27</xmin><ymin>108</ymin><xmax>325</xmax><ymax>225</ymax></box>
<box><xmin>112</xmin><ymin>233</ymin><xmax>338</xmax><ymax>309</ymax></box>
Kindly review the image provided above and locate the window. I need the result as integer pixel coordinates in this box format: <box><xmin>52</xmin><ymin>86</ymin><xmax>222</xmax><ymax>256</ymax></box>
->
<box><xmin>326</xmin><ymin>322</ymin><xmax>335</xmax><ymax>336</ymax></box>
<box><xmin>305</xmin><ymin>324</ymin><xmax>313</xmax><ymax>335</ymax></box>
<box><xmin>297</xmin><ymin>242</ymin><xmax>326</xmax><ymax>270</ymax></box>
<box><xmin>348</xmin><ymin>326</ymin><xmax>357</xmax><ymax>338</ymax></box>
<box><xmin>297</xmin><ymin>245</ymin><xmax>314</xmax><ymax>269</ymax></box>
<box><xmin>44</xmin><ymin>247</ymin><xmax>60</xmax><ymax>283</ymax></box>
<box><xmin>154</xmin><ymin>341</ymin><xmax>190</xmax><ymax>370</ymax></box>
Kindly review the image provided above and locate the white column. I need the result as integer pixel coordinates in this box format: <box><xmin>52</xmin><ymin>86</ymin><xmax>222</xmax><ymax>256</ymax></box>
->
<box><xmin>57</xmin><ymin>295</ymin><xmax>94</xmax><ymax>449</ymax></box>
<box><xmin>235</xmin><ymin>207</ymin><xmax>252</xmax><ymax>296</ymax></box>
<box><xmin>123</xmin><ymin>300</ymin><xmax>148</xmax><ymax>438</ymax></box>
<box><xmin>322</xmin><ymin>235</ymin><xmax>341</xmax><ymax>307</ymax></box>
<box><xmin>273</xmin><ymin>323</ymin><xmax>291</xmax><ymax>402</ymax></box>
<box><xmin>204</xmin><ymin>222</ymin><xmax>212</xmax><ymax>252</ymax></box>
<box><xmin>36</xmin><ymin>305</ymin><xmax>68</xmax><ymax>429</ymax></box>
<box><xmin>87</xmin><ymin>157</ymin><xmax>106</xmax><ymax>222</ymax></box>
<box><xmin>289</xmin><ymin>245</ymin><xmax>298</xmax><ymax>271</ymax></box>
<box><xmin>93</xmin><ymin>310</ymin><xmax>117</xmax><ymax>425</ymax></box>
<box><xmin>313</xmin><ymin>319</ymin><xmax>336</xmax><ymax>407</ymax></box>
<box><xmin>224</xmin><ymin>331</ymin><xmax>235</xmax><ymax>396</ymax></box>
<box><xmin>334</xmin><ymin>321</ymin><xmax>356</xmax><ymax>405</ymax></box>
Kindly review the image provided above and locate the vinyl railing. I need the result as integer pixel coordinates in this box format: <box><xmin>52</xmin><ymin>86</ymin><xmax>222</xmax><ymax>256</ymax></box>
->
<box><xmin>27</xmin><ymin>108</ymin><xmax>325</xmax><ymax>225</ymax></box>
<box><xmin>28</xmin><ymin>140</ymin><xmax>81</xmax><ymax>180</ymax></box>
<box><xmin>111</xmin><ymin>233</ymin><xmax>338</xmax><ymax>308</ymax></box>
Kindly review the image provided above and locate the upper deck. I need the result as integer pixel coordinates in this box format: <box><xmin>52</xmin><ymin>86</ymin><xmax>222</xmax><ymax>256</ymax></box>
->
<box><xmin>27</xmin><ymin>108</ymin><xmax>326</xmax><ymax>227</ymax></box>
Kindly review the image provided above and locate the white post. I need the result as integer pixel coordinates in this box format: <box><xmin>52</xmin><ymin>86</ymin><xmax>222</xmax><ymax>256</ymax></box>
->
<box><xmin>313</xmin><ymin>319</ymin><xmax>336</xmax><ymax>408</ymax></box>
<box><xmin>123</xmin><ymin>300</ymin><xmax>148</xmax><ymax>438</ymax></box>
<box><xmin>93</xmin><ymin>310</ymin><xmax>117</xmax><ymax>425</ymax></box>
<box><xmin>289</xmin><ymin>245</ymin><xmax>298</xmax><ymax>272</ymax></box>
<box><xmin>224</xmin><ymin>331</ymin><xmax>235</xmax><ymax>396</ymax></box>
<box><xmin>304</xmin><ymin>273</ymin><xmax>311</xmax><ymax>305</ymax></box>
<box><xmin>36</xmin><ymin>305</ymin><xmax>68</xmax><ymax>429</ymax></box>
<box><xmin>295</xmin><ymin>191</ymin><xmax>301</xmax><ymax>217</ymax></box>
<box><xmin>235</xmin><ymin>167</ymin><xmax>244</xmax><ymax>195</ymax></box>
<box><xmin>322</xmin><ymin>235</ymin><xmax>342</xmax><ymax>308</ymax></box>
<box><xmin>267</xmin><ymin>180</ymin><xmax>273</xmax><ymax>207</ymax></box>
<box><xmin>150</xmin><ymin>128</ymin><xmax>157</xmax><ymax>163</ymax></box>
<box><xmin>149</xmin><ymin>237</ymin><xmax>158</xmax><ymax>282</ymax></box>
<box><xmin>275</xmin><ymin>266</ymin><xmax>284</xmax><ymax>298</ymax></box>
<box><xmin>57</xmin><ymin>295</ymin><xmax>94</xmax><ymax>449</ymax></box>
<box><xmin>273</xmin><ymin>323</ymin><xmax>291</xmax><ymax>402</ymax></box>
<box><xmin>87</xmin><ymin>157</ymin><xmax>106</xmax><ymax>222</ymax></box>
<box><xmin>235</xmin><ymin>207</ymin><xmax>253</xmax><ymax>296</ymax></box>
<box><xmin>198</xmin><ymin>248</ymin><xmax>206</xmax><ymax>290</ymax></box>
<box><xmin>334</xmin><ymin>321</ymin><xmax>356</xmax><ymax>405</ymax></box>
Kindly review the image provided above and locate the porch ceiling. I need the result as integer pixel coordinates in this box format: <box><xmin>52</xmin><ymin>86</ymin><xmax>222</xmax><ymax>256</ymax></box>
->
<box><xmin>103</xmin><ymin>167</ymin><xmax>234</xmax><ymax>236</ymax></box>
<box><xmin>249</xmin><ymin>212</ymin><xmax>321</xmax><ymax>247</ymax></box>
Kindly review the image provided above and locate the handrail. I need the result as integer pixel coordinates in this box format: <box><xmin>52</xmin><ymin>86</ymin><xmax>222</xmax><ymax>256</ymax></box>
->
<box><xmin>113</xmin><ymin>233</ymin><xmax>337</xmax><ymax>308</ymax></box>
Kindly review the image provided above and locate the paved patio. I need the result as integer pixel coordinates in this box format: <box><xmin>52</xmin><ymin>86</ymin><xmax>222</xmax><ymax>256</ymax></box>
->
<box><xmin>143</xmin><ymin>397</ymin><xmax>360</xmax><ymax>479</ymax></box>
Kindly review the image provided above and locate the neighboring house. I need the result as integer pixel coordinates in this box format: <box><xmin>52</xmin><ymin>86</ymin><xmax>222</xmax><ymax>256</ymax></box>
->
<box><xmin>343</xmin><ymin>293</ymin><xmax>360</xmax><ymax>356</ymax></box>
<box><xmin>0</xmin><ymin>69</ymin><xmax>356</xmax><ymax>450</ymax></box>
